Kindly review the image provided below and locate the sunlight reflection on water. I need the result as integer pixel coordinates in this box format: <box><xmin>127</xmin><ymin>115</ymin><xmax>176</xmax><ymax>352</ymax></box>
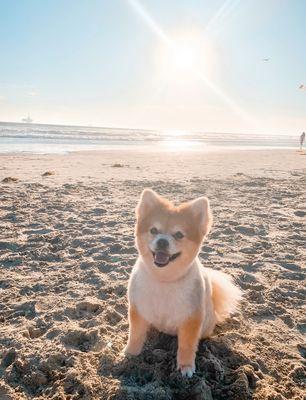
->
<box><xmin>159</xmin><ymin>139</ymin><xmax>205</xmax><ymax>151</ymax></box>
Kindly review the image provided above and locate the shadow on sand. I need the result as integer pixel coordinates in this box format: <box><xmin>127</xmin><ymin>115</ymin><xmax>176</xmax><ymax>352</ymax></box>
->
<box><xmin>99</xmin><ymin>330</ymin><xmax>262</xmax><ymax>400</ymax></box>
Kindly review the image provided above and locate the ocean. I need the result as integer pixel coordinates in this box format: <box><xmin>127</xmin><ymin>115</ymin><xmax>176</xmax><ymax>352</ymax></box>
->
<box><xmin>0</xmin><ymin>121</ymin><xmax>298</xmax><ymax>154</ymax></box>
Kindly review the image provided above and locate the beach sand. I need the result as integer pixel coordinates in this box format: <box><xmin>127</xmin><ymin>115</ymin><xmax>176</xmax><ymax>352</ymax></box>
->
<box><xmin>0</xmin><ymin>149</ymin><xmax>305</xmax><ymax>399</ymax></box>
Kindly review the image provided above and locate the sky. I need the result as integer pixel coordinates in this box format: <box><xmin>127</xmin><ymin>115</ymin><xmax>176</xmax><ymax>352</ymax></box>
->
<box><xmin>0</xmin><ymin>0</ymin><xmax>305</xmax><ymax>134</ymax></box>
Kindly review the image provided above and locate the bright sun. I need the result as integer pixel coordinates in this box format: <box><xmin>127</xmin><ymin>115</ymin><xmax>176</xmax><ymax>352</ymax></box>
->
<box><xmin>155</xmin><ymin>30</ymin><xmax>215</xmax><ymax>81</ymax></box>
<box><xmin>171</xmin><ymin>44</ymin><xmax>198</xmax><ymax>70</ymax></box>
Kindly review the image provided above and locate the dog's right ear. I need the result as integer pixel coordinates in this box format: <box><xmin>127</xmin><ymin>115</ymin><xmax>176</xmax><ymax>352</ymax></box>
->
<box><xmin>136</xmin><ymin>189</ymin><xmax>160</xmax><ymax>217</ymax></box>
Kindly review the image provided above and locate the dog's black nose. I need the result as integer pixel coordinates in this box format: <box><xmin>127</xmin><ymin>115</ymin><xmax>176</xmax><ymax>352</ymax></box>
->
<box><xmin>156</xmin><ymin>238</ymin><xmax>169</xmax><ymax>250</ymax></box>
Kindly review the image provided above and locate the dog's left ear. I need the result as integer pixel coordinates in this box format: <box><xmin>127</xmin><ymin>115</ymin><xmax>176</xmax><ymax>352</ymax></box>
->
<box><xmin>189</xmin><ymin>196</ymin><xmax>213</xmax><ymax>236</ymax></box>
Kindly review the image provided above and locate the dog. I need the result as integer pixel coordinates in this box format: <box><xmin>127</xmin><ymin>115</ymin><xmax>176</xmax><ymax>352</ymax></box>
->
<box><xmin>124</xmin><ymin>189</ymin><xmax>242</xmax><ymax>377</ymax></box>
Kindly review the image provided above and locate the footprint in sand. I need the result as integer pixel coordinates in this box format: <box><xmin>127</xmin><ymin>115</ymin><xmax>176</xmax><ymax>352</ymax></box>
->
<box><xmin>10</xmin><ymin>301</ymin><xmax>37</xmax><ymax>319</ymax></box>
<box><xmin>278</xmin><ymin>262</ymin><xmax>301</xmax><ymax>271</ymax></box>
<box><xmin>27</xmin><ymin>326</ymin><xmax>47</xmax><ymax>339</ymax></box>
<box><xmin>279</xmin><ymin>313</ymin><xmax>295</xmax><ymax>328</ymax></box>
<box><xmin>297</xmin><ymin>343</ymin><xmax>306</xmax><ymax>358</ymax></box>
<box><xmin>92</xmin><ymin>207</ymin><xmax>107</xmax><ymax>215</ymax></box>
<box><xmin>97</xmin><ymin>262</ymin><xmax>113</xmax><ymax>273</ymax></box>
<box><xmin>0</xmin><ymin>242</ymin><xmax>19</xmax><ymax>252</ymax></box>
<box><xmin>108</xmin><ymin>243</ymin><xmax>123</xmax><ymax>253</ymax></box>
<box><xmin>20</xmin><ymin>283</ymin><xmax>46</xmax><ymax>295</ymax></box>
<box><xmin>104</xmin><ymin>308</ymin><xmax>123</xmax><ymax>325</ymax></box>
<box><xmin>1</xmin><ymin>348</ymin><xmax>17</xmax><ymax>368</ymax></box>
<box><xmin>62</xmin><ymin>329</ymin><xmax>103</xmax><ymax>352</ymax></box>
<box><xmin>0</xmin><ymin>280</ymin><xmax>12</xmax><ymax>290</ymax></box>
<box><xmin>74</xmin><ymin>300</ymin><xmax>102</xmax><ymax>318</ymax></box>
<box><xmin>238</xmin><ymin>273</ymin><xmax>265</xmax><ymax>291</ymax></box>
<box><xmin>280</xmin><ymin>271</ymin><xmax>305</xmax><ymax>281</ymax></box>
<box><xmin>235</xmin><ymin>225</ymin><xmax>257</xmax><ymax>236</ymax></box>
<box><xmin>294</xmin><ymin>210</ymin><xmax>306</xmax><ymax>217</ymax></box>
<box><xmin>24</xmin><ymin>228</ymin><xmax>53</xmax><ymax>235</ymax></box>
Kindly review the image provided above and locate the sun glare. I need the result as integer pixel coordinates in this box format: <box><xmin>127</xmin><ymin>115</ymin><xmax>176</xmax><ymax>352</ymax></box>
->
<box><xmin>160</xmin><ymin>139</ymin><xmax>199</xmax><ymax>151</ymax></box>
<box><xmin>156</xmin><ymin>31</ymin><xmax>216</xmax><ymax>81</ymax></box>
<box><xmin>172</xmin><ymin>45</ymin><xmax>197</xmax><ymax>70</ymax></box>
<box><xmin>127</xmin><ymin>0</ymin><xmax>256</xmax><ymax>130</ymax></box>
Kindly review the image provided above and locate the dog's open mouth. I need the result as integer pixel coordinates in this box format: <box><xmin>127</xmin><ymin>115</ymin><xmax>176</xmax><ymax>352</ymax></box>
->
<box><xmin>152</xmin><ymin>251</ymin><xmax>181</xmax><ymax>267</ymax></box>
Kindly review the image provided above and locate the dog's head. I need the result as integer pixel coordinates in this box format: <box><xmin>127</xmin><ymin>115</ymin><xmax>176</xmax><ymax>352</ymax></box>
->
<box><xmin>135</xmin><ymin>189</ymin><xmax>212</xmax><ymax>280</ymax></box>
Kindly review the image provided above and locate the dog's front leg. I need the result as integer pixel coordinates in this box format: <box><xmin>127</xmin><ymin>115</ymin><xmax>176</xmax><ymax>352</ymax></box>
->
<box><xmin>177</xmin><ymin>312</ymin><xmax>202</xmax><ymax>377</ymax></box>
<box><xmin>124</xmin><ymin>304</ymin><xmax>149</xmax><ymax>356</ymax></box>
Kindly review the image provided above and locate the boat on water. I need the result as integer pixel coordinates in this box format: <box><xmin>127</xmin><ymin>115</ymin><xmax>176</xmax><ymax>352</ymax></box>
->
<box><xmin>22</xmin><ymin>114</ymin><xmax>33</xmax><ymax>123</ymax></box>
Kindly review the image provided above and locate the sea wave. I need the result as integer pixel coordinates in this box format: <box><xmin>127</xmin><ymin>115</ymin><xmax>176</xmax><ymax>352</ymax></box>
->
<box><xmin>0</xmin><ymin>122</ymin><xmax>298</xmax><ymax>148</ymax></box>
<box><xmin>0</xmin><ymin>126</ymin><xmax>160</xmax><ymax>142</ymax></box>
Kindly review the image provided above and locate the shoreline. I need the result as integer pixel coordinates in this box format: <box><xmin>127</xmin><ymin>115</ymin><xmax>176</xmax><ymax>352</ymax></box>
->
<box><xmin>0</xmin><ymin>144</ymin><xmax>300</xmax><ymax>156</ymax></box>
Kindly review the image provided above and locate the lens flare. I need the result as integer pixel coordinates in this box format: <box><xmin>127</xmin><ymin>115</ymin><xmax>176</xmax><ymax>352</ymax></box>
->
<box><xmin>126</xmin><ymin>0</ymin><xmax>257</xmax><ymax>130</ymax></box>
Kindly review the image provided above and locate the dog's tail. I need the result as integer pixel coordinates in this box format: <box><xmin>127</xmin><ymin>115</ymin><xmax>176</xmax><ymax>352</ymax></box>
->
<box><xmin>206</xmin><ymin>268</ymin><xmax>242</xmax><ymax>323</ymax></box>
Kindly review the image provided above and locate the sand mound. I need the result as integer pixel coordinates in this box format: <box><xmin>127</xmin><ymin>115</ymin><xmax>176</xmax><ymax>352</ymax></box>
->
<box><xmin>2</xmin><ymin>177</ymin><xmax>19</xmax><ymax>183</ymax></box>
<box><xmin>42</xmin><ymin>171</ymin><xmax>55</xmax><ymax>177</ymax></box>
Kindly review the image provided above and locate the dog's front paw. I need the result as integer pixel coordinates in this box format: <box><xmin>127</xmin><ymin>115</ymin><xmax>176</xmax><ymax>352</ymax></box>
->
<box><xmin>178</xmin><ymin>363</ymin><xmax>196</xmax><ymax>378</ymax></box>
<box><xmin>122</xmin><ymin>343</ymin><xmax>142</xmax><ymax>357</ymax></box>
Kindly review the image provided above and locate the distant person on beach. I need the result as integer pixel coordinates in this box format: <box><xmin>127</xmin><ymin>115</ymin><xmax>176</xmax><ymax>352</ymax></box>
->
<box><xmin>300</xmin><ymin>132</ymin><xmax>305</xmax><ymax>150</ymax></box>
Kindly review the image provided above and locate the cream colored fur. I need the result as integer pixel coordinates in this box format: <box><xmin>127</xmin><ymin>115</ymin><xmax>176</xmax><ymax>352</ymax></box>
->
<box><xmin>128</xmin><ymin>257</ymin><xmax>241</xmax><ymax>338</ymax></box>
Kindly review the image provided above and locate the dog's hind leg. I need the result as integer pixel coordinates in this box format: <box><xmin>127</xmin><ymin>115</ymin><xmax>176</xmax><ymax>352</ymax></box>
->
<box><xmin>201</xmin><ymin>296</ymin><xmax>217</xmax><ymax>339</ymax></box>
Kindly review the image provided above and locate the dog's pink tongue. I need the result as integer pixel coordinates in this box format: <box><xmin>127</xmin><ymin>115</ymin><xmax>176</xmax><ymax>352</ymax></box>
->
<box><xmin>154</xmin><ymin>252</ymin><xmax>170</xmax><ymax>265</ymax></box>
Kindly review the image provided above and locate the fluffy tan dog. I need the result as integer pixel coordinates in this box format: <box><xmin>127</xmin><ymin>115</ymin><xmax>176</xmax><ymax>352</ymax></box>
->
<box><xmin>124</xmin><ymin>189</ymin><xmax>242</xmax><ymax>377</ymax></box>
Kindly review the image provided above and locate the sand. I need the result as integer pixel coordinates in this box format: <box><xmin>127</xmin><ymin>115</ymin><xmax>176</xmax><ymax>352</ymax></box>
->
<box><xmin>0</xmin><ymin>148</ymin><xmax>305</xmax><ymax>400</ymax></box>
<box><xmin>0</xmin><ymin>148</ymin><xmax>305</xmax><ymax>183</ymax></box>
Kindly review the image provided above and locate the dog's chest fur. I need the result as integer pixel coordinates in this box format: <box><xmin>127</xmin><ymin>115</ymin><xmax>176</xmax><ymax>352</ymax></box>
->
<box><xmin>128</xmin><ymin>259</ymin><xmax>204</xmax><ymax>335</ymax></box>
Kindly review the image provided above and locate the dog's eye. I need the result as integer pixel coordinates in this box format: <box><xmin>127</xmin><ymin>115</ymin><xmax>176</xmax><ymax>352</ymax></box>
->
<box><xmin>173</xmin><ymin>231</ymin><xmax>184</xmax><ymax>240</ymax></box>
<box><xmin>150</xmin><ymin>227</ymin><xmax>158</xmax><ymax>235</ymax></box>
